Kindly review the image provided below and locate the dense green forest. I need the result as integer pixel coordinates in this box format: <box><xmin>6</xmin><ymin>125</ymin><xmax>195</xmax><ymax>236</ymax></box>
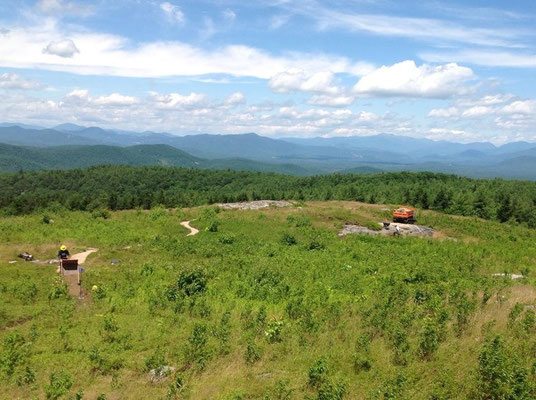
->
<box><xmin>1</xmin><ymin>166</ymin><xmax>536</xmax><ymax>227</ymax></box>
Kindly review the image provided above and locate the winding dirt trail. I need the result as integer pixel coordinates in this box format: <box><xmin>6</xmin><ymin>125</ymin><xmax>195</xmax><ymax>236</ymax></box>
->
<box><xmin>180</xmin><ymin>220</ymin><xmax>199</xmax><ymax>236</ymax></box>
<box><xmin>71</xmin><ymin>248</ymin><xmax>99</xmax><ymax>263</ymax></box>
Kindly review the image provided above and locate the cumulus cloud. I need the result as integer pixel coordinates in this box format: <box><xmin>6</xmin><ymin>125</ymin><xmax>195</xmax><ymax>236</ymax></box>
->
<box><xmin>65</xmin><ymin>89</ymin><xmax>139</xmax><ymax>107</ymax></box>
<box><xmin>160</xmin><ymin>2</ymin><xmax>185</xmax><ymax>25</ymax></box>
<box><xmin>353</xmin><ymin>60</ymin><xmax>475</xmax><ymax>98</ymax></box>
<box><xmin>36</xmin><ymin>0</ymin><xmax>93</xmax><ymax>17</ymax></box>
<box><xmin>223</xmin><ymin>92</ymin><xmax>246</xmax><ymax>106</ymax></box>
<box><xmin>43</xmin><ymin>39</ymin><xmax>79</xmax><ymax>58</ymax></box>
<box><xmin>94</xmin><ymin>93</ymin><xmax>140</xmax><ymax>106</ymax></box>
<box><xmin>149</xmin><ymin>92</ymin><xmax>207</xmax><ymax>109</ymax></box>
<box><xmin>0</xmin><ymin>73</ymin><xmax>45</xmax><ymax>90</ymax></box>
<box><xmin>500</xmin><ymin>100</ymin><xmax>536</xmax><ymax>115</ymax></box>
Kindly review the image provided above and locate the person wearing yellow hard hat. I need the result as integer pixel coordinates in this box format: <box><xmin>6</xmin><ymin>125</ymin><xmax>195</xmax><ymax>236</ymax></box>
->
<box><xmin>58</xmin><ymin>244</ymin><xmax>70</xmax><ymax>260</ymax></box>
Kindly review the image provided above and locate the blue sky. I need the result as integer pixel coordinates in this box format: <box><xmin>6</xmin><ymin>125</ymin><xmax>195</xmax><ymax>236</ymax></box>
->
<box><xmin>0</xmin><ymin>0</ymin><xmax>535</xmax><ymax>143</ymax></box>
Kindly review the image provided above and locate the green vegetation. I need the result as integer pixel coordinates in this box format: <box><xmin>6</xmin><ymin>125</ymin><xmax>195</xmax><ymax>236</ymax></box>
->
<box><xmin>1</xmin><ymin>201</ymin><xmax>536</xmax><ymax>398</ymax></box>
<box><xmin>0</xmin><ymin>143</ymin><xmax>313</xmax><ymax>176</ymax></box>
<box><xmin>2</xmin><ymin>166</ymin><xmax>536</xmax><ymax>227</ymax></box>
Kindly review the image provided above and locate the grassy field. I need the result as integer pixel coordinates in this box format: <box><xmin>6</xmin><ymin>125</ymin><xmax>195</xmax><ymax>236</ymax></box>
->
<box><xmin>1</xmin><ymin>201</ymin><xmax>536</xmax><ymax>399</ymax></box>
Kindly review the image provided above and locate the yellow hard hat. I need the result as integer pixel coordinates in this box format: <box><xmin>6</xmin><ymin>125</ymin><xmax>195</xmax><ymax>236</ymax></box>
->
<box><xmin>60</xmin><ymin>245</ymin><xmax>67</xmax><ymax>251</ymax></box>
<box><xmin>92</xmin><ymin>285</ymin><xmax>99</xmax><ymax>291</ymax></box>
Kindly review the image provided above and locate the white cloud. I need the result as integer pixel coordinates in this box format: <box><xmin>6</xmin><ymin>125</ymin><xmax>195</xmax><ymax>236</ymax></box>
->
<box><xmin>43</xmin><ymin>39</ymin><xmax>79</xmax><ymax>58</ymax></box>
<box><xmin>421</xmin><ymin>50</ymin><xmax>536</xmax><ymax>68</ymax></box>
<box><xmin>160</xmin><ymin>2</ymin><xmax>185</xmax><ymax>25</ymax></box>
<box><xmin>500</xmin><ymin>100</ymin><xmax>536</xmax><ymax>115</ymax></box>
<box><xmin>65</xmin><ymin>89</ymin><xmax>139</xmax><ymax>107</ymax></box>
<box><xmin>293</xmin><ymin>4</ymin><xmax>522</xmax><ymax>48</ymax></box>
<box><xmin>94</xmin><ymin>93</ymin><xmax>140</xmax><ymax>106</ymax></box>
<box><xmin>308</xmin><ymin>94</ymin><xmax>354</xmax><ymax>107</ymax></box>
<box><xmin>223</xmin><ymin>9</ymin><xmax>236</xmax><ymax>21</ymax></box>
<box><xmin>461</xmin><ymin>106</ymin><xmax>494</xmax><ymax>118</ymax></box>
<box><xmin>36</xmin><ymin>0</ymin><xmax>93</xmax><ymax>17</ymax></box>
<box><xmin>0</xmin><ymin>22</ymin><xmax>374</xmax><ymax>79</ymax></box>
<box><xmin>224</xmin><ymin>92</ymin><xmax>246</xmax><ymax>106</ymax></box>
<box><xmin>269</xmin><ymin>69</ymin><xmax>340</xmax><ymax>94</ymax></box>
<box><xmin>353</xmin><ymin>60</ymin><xmax>475</xmax><ymax>98</ymax></box>
<box><xmin>149</xmin><ymin>92</ymin><xmax>207</xmax><ymax>109</ymax></box>
<box><xmin>270</xmin><ymin>15</ymin><xmax>290</xmax><ymax>29</ymax></box>
<box><xmin>428</xmin><ymin>107</ymin><xmax>459</xmax><ymax>118</ymax></box>
<box><xmin>0</xmin><ymin>73</ymin><xmax>45</xmax><ymax>90</ymax></box>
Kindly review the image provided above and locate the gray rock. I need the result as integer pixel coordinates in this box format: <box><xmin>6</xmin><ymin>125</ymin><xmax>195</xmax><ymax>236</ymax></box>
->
<box><xmin>149</xmin><ymin>366</ymin><xmax>175</xmax><ymax>382</ymax></box>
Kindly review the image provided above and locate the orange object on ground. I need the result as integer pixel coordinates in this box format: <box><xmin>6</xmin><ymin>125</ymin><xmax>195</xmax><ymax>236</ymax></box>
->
<box><xmin>393</xmin><ymin>207</ymin><xmax>416</xmax><ymax>224</ymax></box>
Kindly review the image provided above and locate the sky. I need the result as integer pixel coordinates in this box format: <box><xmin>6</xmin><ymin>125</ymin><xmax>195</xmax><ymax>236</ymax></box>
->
<box><xmin>0</xmin><ymin>0</ymin><xmax>535</xmax><ymax>144</ymax></box>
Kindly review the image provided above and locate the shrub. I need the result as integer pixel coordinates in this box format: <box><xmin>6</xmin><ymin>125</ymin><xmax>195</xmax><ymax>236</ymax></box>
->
<box><xmin>281</xmin><ymin>233</ymin><xmax>297</xmax><ymax>246</ymax></box>
<box><xmin>265</xmin><ymin>319</ymin><xmax>284</xmax><ymax>343</ymax></box>
<box><xmin>317</xmin><ymin>380</ymin><xmax>346</xmax><ymax>400</ymax></box>
<box><xmin>218</xmin><ymin>234</ymin><xmax>235</xmax><ymax>244</ymax></box>
<box><xmin>144</xmin><ymin>347</ymin><xmax>166</xmax><ymax>373</ymax></box>
<box><xmin>476</xmin><ymin>335</ymin><xmax>531</xmax><ymax>399</ymax></box>
<box><xmin>176</xmin><ymin>269</ymin><xmax>207</xmax><ymax>297</ymax></box>
<box><xmin>308</xmin><ymin>357</ymin><xmax>329</xmax><ymax>388</ymax></box>
<box><xmin>45</xmin><ymin>370</ymin><xmax>73</xmax><ymax>400</ymax></box>
<box><xmin>16</xmin><ymin>365</ymin><xmax>36</xmax><ymax>386</ymax></box>
<box><xmin>244</xmin><ymin>342</ymin><xmax>261</xmax><ymax>365</ymax></box>
<box><xmin>48</xmin><ymin>276</ymin><xmax>68</xmax><ymax>300</ymax></box>
<box><xmin>149</xmin><ymin>206</ymin><xmax>166</xmax><ymax>220</ymax></box>
<box><xmin>308</xmin><ymin>240</ymin><xmax>325</xmax><ymax>251</ymax></box>
<box><xmin>185</xmin><ymin>323</ymin><xmax>209</xmax><ymax>370</ymax></box>
<box><xmin>199</xmin><ymin>206</ymin><xmax>220</xmax><ymax>221</ymax></box>
<box><xmin>91</xmin><ymin>208</ymin><xmax>110</xmax><ymax>219</ymax></box>
<box><xmin>287</xmin><ymin>214</ymin><xmax>311</xmax><ymax>228</ymax></box>
<box><xmin>206</xmin><ymin>220</ymin><xmax>220</xmax><ymax>232</ymax></box>
<box><xmin>0</xmin><ymin>332</ymin><xmax>27</xmax><ymax>378</ymax></box>
<box><xmin>419</xmin><ymin>316</ymin><xmax>440</xmax><ymax>360</ymax></box>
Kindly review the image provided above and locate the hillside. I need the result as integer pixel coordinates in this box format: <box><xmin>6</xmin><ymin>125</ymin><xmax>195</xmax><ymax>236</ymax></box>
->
<box><xmin>1</xmin><ymin>201</ymin><xmax>536</xmax><ymax>398</ymax></box>
<box><xmin>1</xmin><ymin>124</ymin><xmax>536</xmax><ymax>179</ymax></box>
<box><xmin>0</xmin><ymin>143</ymin><xmax>313</xmax><ymax>175</ymax></box>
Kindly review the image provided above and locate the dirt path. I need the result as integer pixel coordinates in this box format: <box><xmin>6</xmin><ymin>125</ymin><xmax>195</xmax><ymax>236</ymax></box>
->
<box><xmin>180</xmin><ymin>221</ymin><xmax>199</xmax><ymax>236</ymax></box>
<box><xmin>63</xmin><ymin>248</ymin><xmax>98</xmax><ymax>299</ymax></box>
<box><xmin>71</xmin><ymin>248</ymin><xmax>98</xmax><ymax>263</ymax></box>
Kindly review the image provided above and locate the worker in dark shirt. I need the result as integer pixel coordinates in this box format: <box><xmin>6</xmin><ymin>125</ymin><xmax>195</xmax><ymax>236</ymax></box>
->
<box><xmin>58</xmin><ymin>245</ymin><xmax>70</xmax><ymax>260</ymax></box>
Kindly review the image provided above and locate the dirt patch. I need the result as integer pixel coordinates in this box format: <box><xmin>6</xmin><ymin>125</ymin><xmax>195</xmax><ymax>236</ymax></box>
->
<box><xmin>218</xmin><ymin>200</ymin><xmax>292</xmax><ymax>210</ymax></box>
<box><xmin>180</xmin><ymin>220</ymin><xmax>199</xmax><ymax>236</ymax></box>
<box><xmin>339</xmin><ymin>222</ymin><xmax>436</xmax><ymax>238</ymax></box>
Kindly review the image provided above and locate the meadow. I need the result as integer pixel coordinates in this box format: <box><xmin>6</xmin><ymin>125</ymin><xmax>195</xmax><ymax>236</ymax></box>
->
<box><xmin>1</xmin><ymin>201</ymin><xmax>536</xmax><ymax>399</ymax></box>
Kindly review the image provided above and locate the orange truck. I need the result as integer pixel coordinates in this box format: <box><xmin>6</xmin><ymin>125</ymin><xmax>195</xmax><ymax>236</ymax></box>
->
<box><xmin>393</xmin><ymin>207</ymin><xmax>416</xmax><ymax>224</ymax></box>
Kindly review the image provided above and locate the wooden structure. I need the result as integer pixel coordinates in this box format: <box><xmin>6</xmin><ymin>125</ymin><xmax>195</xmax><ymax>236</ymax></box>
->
<box><xmin>60</xmin><ymin>259</ymin><xmax>80</xmax><ymax>284</ymax></box>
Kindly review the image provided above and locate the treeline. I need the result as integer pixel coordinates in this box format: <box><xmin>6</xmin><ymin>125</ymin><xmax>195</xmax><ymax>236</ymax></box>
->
<box><xmin>1</xmin><ymin>165</ymin><xmax>536</xmax><ymax>227</ymax></box>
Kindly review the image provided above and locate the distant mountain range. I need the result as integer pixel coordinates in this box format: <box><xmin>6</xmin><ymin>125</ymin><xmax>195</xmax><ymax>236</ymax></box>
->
<box><xmin>0</xmin><ymin>122</ymin><xmax>535</xmax><ymax>179</ymax></box>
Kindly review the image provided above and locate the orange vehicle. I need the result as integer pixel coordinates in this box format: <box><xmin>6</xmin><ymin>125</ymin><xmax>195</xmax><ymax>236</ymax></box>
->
<box><xmin>393</xmin><ymin>207</ymin><xmax>416</xmax><ymax>224</ymax></box>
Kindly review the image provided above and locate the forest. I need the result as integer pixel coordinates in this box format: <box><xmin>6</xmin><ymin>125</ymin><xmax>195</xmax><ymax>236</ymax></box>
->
<box><xmin>1</xmin><ymin>166</ymin><xmax>536</xmax><ymax>228</ymax></box>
